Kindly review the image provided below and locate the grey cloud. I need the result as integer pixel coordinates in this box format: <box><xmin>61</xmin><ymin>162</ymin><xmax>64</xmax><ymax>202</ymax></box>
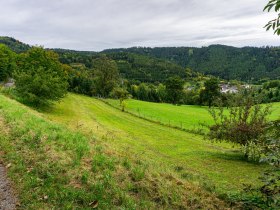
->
<box><xmin>0</xmin><ymin>0</ymin><xmax>279</xmax><ymax>51</ymax></box>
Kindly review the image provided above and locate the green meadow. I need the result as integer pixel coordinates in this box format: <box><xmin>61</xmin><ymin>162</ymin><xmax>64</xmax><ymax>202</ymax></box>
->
<box><xmin>0</xmin><ymin>93</ymin><xmax>279</xmax><ymax>209</ymax></box>
<box><xmin>105</xmin><ymin>98</ymin><xmax>280</xmax><ymax>131</ymax></box>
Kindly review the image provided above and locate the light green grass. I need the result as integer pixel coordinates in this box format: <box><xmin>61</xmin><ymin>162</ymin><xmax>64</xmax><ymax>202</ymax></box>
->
<box><xmin>44</xmin><ymin>94</ymin><xmax>272</xmax><ymax>195</ymax></box>
<box><xmin>271</xmin><ymin>102</ymin><xmax>280</xmax><ymax>120</ymax></box>
<box><xmin>105</xmin><ymin>99</ymin><xmax>280</xmax><ymax>131</ymax></box>
<box><xmin>105</xmin><ymin>99</ymin><xmax>211</xmax><ymax>131</ymax></box>
<box><xmin>0</xmin><ymin>94</ymin><xmax>232</xmax><ymax>209</ymax></box>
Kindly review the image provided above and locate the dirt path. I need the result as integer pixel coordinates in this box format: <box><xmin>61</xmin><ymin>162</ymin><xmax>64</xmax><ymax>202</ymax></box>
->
<box><xmin>0</xmin><ymin>163</ymin><xmax>17</xmax><ymax>210</ymax></box>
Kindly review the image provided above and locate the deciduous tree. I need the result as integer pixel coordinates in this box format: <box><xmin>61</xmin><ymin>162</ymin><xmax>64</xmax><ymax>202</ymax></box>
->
<box><xmin>199</xmin><ymin>78</ymin><xmax>220</xmax><ymax>107</ymax></box>
<box><xmin>14</xmin><ymin>47</ymin><xmax>68</xmax><ymax>107</ymax></box>
<box><xmin>93</xmin><ymin>56</ymin><xmax>119</xmax><ymax>97</ymax></box>
<box><xmin>110</xmin><ymin>87</ymin><xmax>130</xmax><ymax>111</ymax></box>
<box><xmin>165</xmin><ymin>76</ymin><xmax>184</xmax><ymax>104</ymax></box>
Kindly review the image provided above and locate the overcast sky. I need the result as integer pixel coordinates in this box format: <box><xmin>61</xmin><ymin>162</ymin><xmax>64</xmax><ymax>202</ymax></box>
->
<box><xmin>0</xmin><ymin>0</ymin><xmax>279</xmax><ymax>51</ymax></box>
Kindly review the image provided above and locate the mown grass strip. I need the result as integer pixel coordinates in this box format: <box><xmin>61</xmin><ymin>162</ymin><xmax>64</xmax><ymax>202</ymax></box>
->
<box><xmin>100</xmin><ymin>98</ymin><xmax>205</xmax><ymax>135</ymax></box>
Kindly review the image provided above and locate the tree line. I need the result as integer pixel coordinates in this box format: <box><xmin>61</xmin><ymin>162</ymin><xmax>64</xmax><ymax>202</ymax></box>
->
<box><xmin>1</xmin><ymin>43</ymin><xmax>279</xmax><ymax>108</ymax></box>
<box><xmin>0</xmin><ymin>44</ymin><xmax>122</xmax><ymax>107</ymax></box>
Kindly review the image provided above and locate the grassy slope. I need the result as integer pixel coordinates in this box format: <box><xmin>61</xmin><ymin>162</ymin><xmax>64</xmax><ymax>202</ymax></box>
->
<box><xmin>44</xmin><ymin>94</ymin><xmax>270</xmax><ymax>195</ymax></box>
<box><xmin>0</xmin><ymin>94</ymin><xmax>232</xmax><ymax>209</ymax></box>
<box><xmin>105</xmin><ymin>99</ymin><xmax>280</xmax><ymax>131</ymax></box>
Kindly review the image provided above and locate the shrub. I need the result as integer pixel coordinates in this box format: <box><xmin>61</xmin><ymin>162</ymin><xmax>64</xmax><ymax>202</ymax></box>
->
<box><xmin>208</xmin><ymin>92</ymin><xmax>271</xmax><ymax>160</ymax></box>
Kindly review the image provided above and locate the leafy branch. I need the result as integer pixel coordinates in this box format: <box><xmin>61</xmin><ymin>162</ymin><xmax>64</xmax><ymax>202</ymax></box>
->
<box><xmin>264</xmin><ymin>0</ymin><xmax>280</xmax><ymax>35</ymax></box>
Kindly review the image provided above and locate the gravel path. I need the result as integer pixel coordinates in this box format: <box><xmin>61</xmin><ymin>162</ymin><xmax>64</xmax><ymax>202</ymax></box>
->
<box><xmin>0</xmin><ymin>164</ymin><xmax>17</xmax><ymax>210</ymax></box>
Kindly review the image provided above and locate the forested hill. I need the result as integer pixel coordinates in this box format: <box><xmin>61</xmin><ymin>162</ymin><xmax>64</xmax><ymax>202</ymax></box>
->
<box><xmin>0</xmin><ymin>37</ymin><xmax>188</xmax><ymax>83</ymax></box>
<box><xmin>106</xmin><ymin>52</ymin><xmax>187</xmax><ymax>82</ymax></box>
<box><xmin>2</xmin><ymin>36</ymin><xmax>280</xmax><ymax>82</ymax></box>
<box><xmin>0</xmin><ymin>36</ymin><xmax>31</xmax><ymax>52</ymax></box>
<box><xmin>103</xmin><ymin>45</ymin><xmax>280</xmax><ymax>81</ymax></box>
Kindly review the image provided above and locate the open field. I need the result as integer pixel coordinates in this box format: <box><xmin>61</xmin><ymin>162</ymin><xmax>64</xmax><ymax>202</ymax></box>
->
<box><xmin>105</xmin><ymin>99</ymin><xmax>211</xmax><ymax>132</ymax></box>
<box><xmin>1</xmin><ymin>93</ymin><xmax>278</xmax><ymax>208</ymax></box>
<box><xmin>1</xmin><ymin>94</ymin><xmax>233</xmax><ymax>209</ymax></box>
<box><xmin>44</xmin><ymin>94</ymin><xmax>271</xmax><ymax>194</ymax></box>
<box><xmin>105</xmin><ymin>99</ymin><xmax>280</xmax><ymax>131</ymax></box>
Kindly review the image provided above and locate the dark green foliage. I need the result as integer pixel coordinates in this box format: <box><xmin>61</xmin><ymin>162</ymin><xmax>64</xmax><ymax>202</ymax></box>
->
<box><xmin>258</xmin><ymin>80</ymin><xmax>280</xmax><ymax>103</ymax></box>
<box><xmin>165</xmin><ymin>77</ymin><xmax>184</xmax><ymax>104</ymax></box>
<box><xmin>200</xmin><ymin>78</ymin><xmax>221</xmax><ymax>107</ymax></box>
<box><xmin>199</xmin><ymin>78</ymin><xmax>221</xmax><ymax>107</ymax></box>
<box><xmin>92</xmin><ymin>56</ymin><xmax>119</xmax><ymax>97</ymax></box>
<box><xmin>0</xmin><ymin>36</ymin><xmax>30</xmax><ymax>53</ymax></box>
<box><xmin>2</xmin><ymin>36</ymin><xmax>280</xmax><ymax>82</ymax></box>
<box><xmin>129</xmin><ymin>83</ymin><xmax>162</xmax><ymax>103</ymax></box>
<box><xmin>243</xmin><ymin>170</ymin><xmax>280</xmax><ymax>209</ymax></box>
<box><xmin>53</xmin><ymin>48</ymin><xmax>97</xmax><ymax>68</ymax></box>
<box><xmin>44</xmin><ymin>49</ymin><xmax>188</xmax><ymax>84</ymax></box>
<box><xmin>137</xmin><ymin>83</ymin><xmax>150</xmax><ymax>101</ymax></box>
<box><xmin>67</xmin><ymin>64</ymin><xmax>95</xmax><ymax>96</ymax></box>
<box><xmin>0</xmin><ymin>44</ymin><xmax>16</xmax><ymax>81</ymax></box>
<box><xmin>4</xmin><ymin>36</ymin><xmax>280</xmax><ymax>83</ymax></box>
<box><xmin>261</xmin><ymin>120</ymin><xmax>280</xmax><ymax>166</ymax></box>
<box><xmin>103</xmin><ymin>45</ymin><xmax>280</xmax><ymax>81</ymax></box>
<box><xmin>106</xmin><ymin>52</ymin><xmax>187</xmax><ymax>83</ymax></box>
<box><xmin>127</xmin><ymin>78</ymin><xmax>239</xmax><ymax>107</ymax></box>
<box><xmin>259</xmin><ymin>120</ymin><xmax>280</xmax><ymax>208</ymax></box>
<box><xmin>257</xmin><ymin>170</ymin><xmax>280</xmax><ymax>208</ymax></box>
<box><xmin>14</xmin><ymin>47</ymin><xmax>68</xmax><ymax>107</ymax></box>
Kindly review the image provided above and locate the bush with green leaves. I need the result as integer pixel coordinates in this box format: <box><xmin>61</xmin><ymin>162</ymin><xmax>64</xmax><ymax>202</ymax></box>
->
<box><xmin>261</xmin><ymin>120</ymin><xmax>280</xmax><ymax>166</ymax></box>
<box><xmin>208</xmin><ymin>92</ymin><xmax>271</xmax><ymax>160</ymax></box>
<box><xmin>243</xmin><ymin>120</ymin><xmax>280</xmax><ymax>209</ymax></box>
<box><xmin>14</xmin><ymin>47</ymin><xmax>68</xmax><ymax>107</ymax></box>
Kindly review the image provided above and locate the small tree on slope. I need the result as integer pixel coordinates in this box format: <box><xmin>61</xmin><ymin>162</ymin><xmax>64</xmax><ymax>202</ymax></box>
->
<box><xmin>207</xmin><ymin>92</ymin><xmax>271</xmax><ymax>160</ymax></box>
